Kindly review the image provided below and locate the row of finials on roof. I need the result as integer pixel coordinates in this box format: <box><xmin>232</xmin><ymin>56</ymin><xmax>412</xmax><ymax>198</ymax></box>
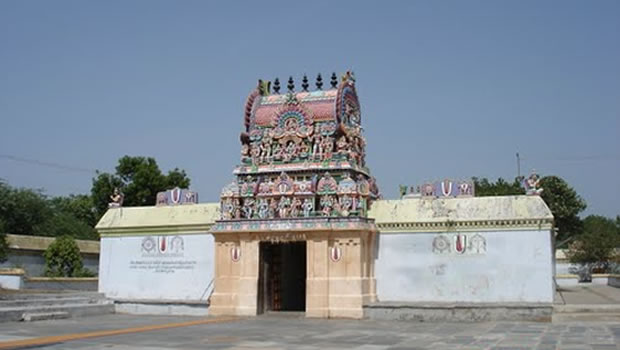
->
<box><xmin>258</xmin><ymin>72</ymin><xmax>354</xmax><ymax>95</ymax></box>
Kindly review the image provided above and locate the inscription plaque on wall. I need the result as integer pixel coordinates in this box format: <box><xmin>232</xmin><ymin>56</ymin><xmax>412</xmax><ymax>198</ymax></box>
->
<box><xmin>128</xmin><ymin>236</ymin><xmax>198</xmax><ymax>274</ymax></box>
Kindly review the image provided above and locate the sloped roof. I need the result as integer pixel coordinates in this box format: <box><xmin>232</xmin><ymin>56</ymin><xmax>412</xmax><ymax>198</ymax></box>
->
<box><xmin>95</xmin><ymin>196</ymin><xmax>554</xmax><ymax>236</ymax></box>
<box><xmin>368</xmin><ymin>195</ymin><xmax>554</xmax><ymax>232</ymax></box>
<box><xmin>252</xmin><ymin>90</ymin><xmax>339</xmax><ymax>128</ymax></box>
<box><xmin>95</xmin><ymin>203</ymin><xmax>220</xmax><ymax>235</ymax></box>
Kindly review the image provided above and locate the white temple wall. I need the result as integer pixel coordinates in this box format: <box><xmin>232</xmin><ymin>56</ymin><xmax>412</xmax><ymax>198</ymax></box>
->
<box><xmin>98</xmin><ymin>233</ymin><xmax>214</xmax><ymax>301</ymax></box>
<box><xmin>375</xmin><ymin>229</ymin><xmax>554</xmax><ymax>303</ymax></box>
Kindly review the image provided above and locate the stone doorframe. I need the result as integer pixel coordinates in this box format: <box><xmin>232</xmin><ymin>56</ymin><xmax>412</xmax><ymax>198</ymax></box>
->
<box><xmin>209</xmin><ymin>218</ymin><xmax>378</xmax><ymax>319</ymax></box>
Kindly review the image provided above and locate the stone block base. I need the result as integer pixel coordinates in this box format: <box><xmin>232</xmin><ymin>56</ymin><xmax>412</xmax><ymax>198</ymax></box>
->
<box><xmin>114</xmin><ymin>300</ymin><xmax>209</xmax><ymax>316</ymax></box>
<box><xmin>364</xmin><ymin>302</ymin><xmax>553</xmax><ymax>322</ymax></box>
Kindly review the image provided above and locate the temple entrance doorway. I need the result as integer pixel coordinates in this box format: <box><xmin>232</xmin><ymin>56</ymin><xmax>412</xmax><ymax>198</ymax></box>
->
<box><xmin>258</xmin><ymin>241</ymin><xmax>306</xmax><ymax>314</ymax></box>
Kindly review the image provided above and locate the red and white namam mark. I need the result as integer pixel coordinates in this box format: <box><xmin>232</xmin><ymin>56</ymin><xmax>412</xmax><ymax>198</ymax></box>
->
<box><xmin>170</xmin><ymin>187</ymin><xmax>182</xmax><ymax>204</ymax></box>
<box><xmin>441</xmin><ymin>180</ymin><xmax>453</xmax><ymax>197</ymax></box>
<box><xmin>158</xmin><ymin>236</ymin><xmax>167</xmax><ymax>253</ymax></box>
<box><xmin>454</xmin><ymin>234</ymin><xmax>467</xmax><ymax>254</ymax></box>
<box><xmin>230</xmin><ymin>245</ymin><xmax>241</xmax><ymax>262</ymax></box>
<box><xmin>330</xmin><ymin>246</ymin><xmax>342</xmax><ymax>262</ymax></box>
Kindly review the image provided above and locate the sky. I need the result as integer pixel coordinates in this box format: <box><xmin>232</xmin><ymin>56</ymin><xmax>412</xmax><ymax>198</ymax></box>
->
<box><xmin>0</xmin><ymin>1</ymin><xmax>618</xmax><ymax>217</ymax></box>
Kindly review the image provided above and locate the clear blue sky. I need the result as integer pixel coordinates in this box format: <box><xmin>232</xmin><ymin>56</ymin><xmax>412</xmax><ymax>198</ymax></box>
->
<box><xmin>1</xmin><ymin>1</ymin><xmax>618</xmax><ymax>217</ymax></box>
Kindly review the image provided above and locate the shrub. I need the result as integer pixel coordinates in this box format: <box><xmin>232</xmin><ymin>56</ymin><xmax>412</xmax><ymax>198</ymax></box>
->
<box><xmin>43</xmin><ymin>236</ymin><xmax>89</xmax><ymax>277</ymax></box>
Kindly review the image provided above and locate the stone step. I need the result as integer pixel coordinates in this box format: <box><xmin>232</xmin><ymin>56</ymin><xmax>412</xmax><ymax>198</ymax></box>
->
<box><xmin>21</xmin><ymin>311</ymin><xmax>70</xmax><ymax>322</ymax></box>
<box><xmin>553</xmin><ymin>304</ymin><xmax>620</xmax><ymax>313</ymax></box>
<box><xmin>0</xmin><ymin>297</ymin><xmax>105</xmax><ymax>308</ymax></box>
<box><xmin>0</xmin><ymin>302</ymin><xmax>114</xmax><ymax>323</ymax></box>
<box><xmin>0</xmin><ymin>291</ymin><xmax>105</xmax><ymax>301</ymax></box>
<box><xmin>552</xmin><ymin>312</ymin><xmax>620</xmax><ymax>322</ymax></box>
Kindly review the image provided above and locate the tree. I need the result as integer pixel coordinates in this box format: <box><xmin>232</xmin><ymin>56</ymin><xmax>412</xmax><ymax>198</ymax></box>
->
<box><xmin>91</xmin><ymin>156</ymin><xmax>191</xmax><ymax>219</ymax></box>
<box><xmin>0</xmin><ymin>181</ymin><xmax>98</xmax><ymax>240</ymax></box>
<box><xmin>35</xmin><ymin>195</ymin><xmax>99</xmax><ymax>240</ymax></box>
<box><xmin>0</xmin><ymin>181</ymin><xmax>52</xmax><ymax>236</ymax></box>
<box><xmin>0</xmin><ymin>220</ymin><xmax>8</xmax><ymax>263</ymax></box>
<box><xmin>566</xmin><ymin>215</ymin><xmax>619</xmax><ymax>273</ymax></box>
<box><xmin>50</xmin><ymin>195</ymin><xmax>98</xmax><ymax>228</ymax></box>
<box><xmin>473</xmin><ymin>177</ymin><xmax>524</xmax><ymax>197</ymax></box>
<box><xmin>43</xmin><ymin>236</ymin><xmax>93</xmax><ymax>277</ymax></box>
<box><xmin>539</xmin><ymin>176</ymin><xmax>587</xmax><ymax>244</ymax></box>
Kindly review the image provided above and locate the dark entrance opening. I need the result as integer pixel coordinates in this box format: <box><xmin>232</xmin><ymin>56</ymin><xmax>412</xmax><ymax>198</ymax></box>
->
<box><xmin>258</xmin><ymin>241</ymin><xmax>306</xmax><ymax>313</ymax></box>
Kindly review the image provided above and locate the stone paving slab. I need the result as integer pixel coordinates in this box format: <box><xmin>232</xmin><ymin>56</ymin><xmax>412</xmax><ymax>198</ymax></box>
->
<box><xmin>0</xmin><ymin>314</ymin><xmax>620</xmax><ymax>349</ymax></box>
<box><xmin>556</xmin><ymin>285</ymin><xmax>620</xmax><ymax>305</ymax></box>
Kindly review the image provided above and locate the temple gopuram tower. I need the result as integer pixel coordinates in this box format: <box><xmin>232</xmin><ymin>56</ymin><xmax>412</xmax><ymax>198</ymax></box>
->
<box><xmin>210</xmin><ymin>72</ymin><xmax>380</xmax><ymax>318</ymax></box>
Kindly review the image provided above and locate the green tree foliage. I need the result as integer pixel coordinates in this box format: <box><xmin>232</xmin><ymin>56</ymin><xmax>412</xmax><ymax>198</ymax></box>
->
<box><xmin>0</xmin><ymin>180</ymin><xmax>52</xmax><ymax>236</ymax></box>
<box><xmin>91</xmin><ymin>156</ymin><xmax>191</xmax><ymax>218</ymax></box>
<box><xmin>0</xmin><ymin>181</ymin><xmax>97</xmax><ymax>240</ymax></box>
<box><xmin>539</xmin><ymin>176</ymin><xmax>587</xmax><ymax>243</ymax></box>
<box><xmin>566</xmin><ymin>215</ymin><xmax>620</xmax><ymax>271</ymax></box>
<box><xmin>36</xmin><ymin>195</ymin><xmax>98</xmax><ymax>240</ymax></box>
<box><xmin>472</xmin><ymin>177</ymin><xmax>525</xmax><ymax>196</ymax></box>
<box><xmin>0</xmin><ymin>220</ymin><xmax>8</xmax><ymax>263</ymax></box>
<box><xmin>43</xmin><ymin>236</ymin><xmax>94</xmax><ymax>277</ymax></box>
<box><xmin>50</xmin><ymin>195</ymin><xmax>98</xmax><ymax>228</ymax></box>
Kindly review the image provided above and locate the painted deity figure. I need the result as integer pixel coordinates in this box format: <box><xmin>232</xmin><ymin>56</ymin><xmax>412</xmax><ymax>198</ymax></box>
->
<box><xmin>524</xmin><ymin>171</ymin><xmax>543</xmax><ymax>195</ymax></box>
<box><xmin>240</xmin><ymin>144</ymin><xmax>250</xmax><ymax>163</ymax></box>
<box><xmin>297</xmin><ymin>140</ymin><xmax>309</xmax><ymax>159</ymax></box>
<box><xmin>278</xmin><ymin>196</ymin><xmax>290</xmax><ymax>218</ymax></box>
<box><xmin>336</xmin><ymin>135</ymin><xmax>349</xmax><ymax>156</ymax></box>
<box><xmin>233</xmin><ymin>198</ymin><xmax>241</xmax><ymax>219</ymax></box>
<box><xmin>221</xmin><ymin>198</ymin><xmax>233</xmax><ymax>220</ymax></box>
<box><xmin>242</xmin><ymin>198</ymin><xmax>255</xmax><ymax>219</ymax></box>
<box><xmin>272</xmin><ymin>143</ymin><xmax>282</xmax><ymax>162</ymax></box>
<box><xmin>311</xmin><ymin>124</ymin><xmax>321</xmax><ymax>160</ymax></box>
<box><xmin>268</xmin><ymin>198</ymin><xmax>278</xmax><ymax>219</ymax></box>
<box><xmin>284</xmin><ymin>117</ymin><xmax>299</xmax><ymax>133</ymax></box>
<box><xmin>339</xmin><ymin>195</ymin><xmax>353</xmax><ymax>216</ymax></box>
<box><xmin>241</xmin><ymin>175</ymin><xmax>255</xmax><ymax>196</ymax></box>
<box><xmin>283</xmin><ymin>141</ymin><xmax>298</xmax><ymax>162</ymax></box>
<box><xmin>257</xmin><ymin>199</ymin><xmax>269</xmax><ymax>219</ymax></box>
<box><xmin>332</xmin><ymin>199</ymin><xmax>343</xmax><ymax>217</ymax></box>
<box><xmin>320</xmin><ymin>136</ymin><xmax>334</xmax><ymax>161</ymax></box>
<box><xmin>108</xmin><ymin>188</ymin><xmax>124</xmax><ymax>208</ymax></box>
<box><xmin>250</xmin><ymin>144</ymin><xmax>261</xmax><ymax>165</ymax></box>
<box><xmin>320</xmin><ymin>195</ymin><xmax>335</xmax><ymax>217</ymax></box>
<box><xmin>259</xmin><ymin>139</ymin><xmax>270</xmax><ymax>164</ymax></box>
<box><xmin>290</xmin><ymin>197</ymin><xmax>302</xmax><ymax>217</ymax></box>
<box><xmin>302</xmin><ymin>198</ymin><xmax>314</xmax><ymax>217</ymax></box>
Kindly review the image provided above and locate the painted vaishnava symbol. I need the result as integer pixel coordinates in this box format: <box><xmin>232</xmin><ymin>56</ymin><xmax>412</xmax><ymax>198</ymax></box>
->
<box><xmin>468</xmin><ymin>234</ymin><xmax>486</xmax><ymax>254</ymax></box>
<box><xmin>230</xmin><ymin>245</ymin><xmax>241</xmax><ymax>262</ymax></box>
<box><xmin>156</xmin><ymin>187</ymin><xmax>198</xmax><ymax>206</ymax></box>
<box><xmin>403</xmin><ymin>179</ymin><xmax>475</xmax><ymax>199</ymax></box>
<box><xmin>454</xmin><ymin>234</ymin><xmax>467</xmax><ymax>254</ymax></box>
<box><xmin>330</xmin><ymin>245</ymin><xmax>342</xmax><ymax>262</ymax></box>
<box><xmin>432</xmin><ymin>235</ymin><xmax>451</xmax><ymax>254</ymax></box>
<box><xmin>218</xmin><ymin>72</ymin><xmax>380</xmax><ymax>222</ymax></box>
<box><xmin>432</xmin><ymin>233</ymin><xmax>486</xmax><ymax>255</ymax></box>
<box><xmin>141</xmin><ymin>236</ymin><xmax>185</xmax><ymax>256</ymax></box>
<box><xmin>141</xmin><ymin>236</ymin><xmax>156</xmax><ymax>253</ymax></box>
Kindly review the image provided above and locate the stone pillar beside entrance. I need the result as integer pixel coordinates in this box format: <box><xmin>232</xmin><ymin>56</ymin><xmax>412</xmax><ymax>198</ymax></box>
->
<box><xmin>209</xmin><ymin>218</ymin><xmax>377</xmax><ymax>319</ymax></box>
<box><xmin>210</xmin><ymin>236</ymin><xmax>260</xmax><ymax>316</ymax></box>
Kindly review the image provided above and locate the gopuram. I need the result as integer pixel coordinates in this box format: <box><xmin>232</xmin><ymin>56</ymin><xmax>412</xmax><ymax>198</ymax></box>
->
<box><xmin>96</xmin><ymin>72</ymin><xmax>556</xmax><ymax>322</ymax></box>
<box><xmin>210</xmin><ymin>72</ymin><xmax>380</xmax><ymax>318</ymax></box>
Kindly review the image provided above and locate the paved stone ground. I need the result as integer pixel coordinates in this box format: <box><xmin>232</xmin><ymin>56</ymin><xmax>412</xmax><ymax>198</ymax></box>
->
<box><xmin>556</xmin><ymin>285</ymin><xmax>620</xmax><ymax>305</ymax></box>
<box><xmin>0</xmin><ymin>314</ymin><xmax>620</xmax><ymax>350</ymax></box>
